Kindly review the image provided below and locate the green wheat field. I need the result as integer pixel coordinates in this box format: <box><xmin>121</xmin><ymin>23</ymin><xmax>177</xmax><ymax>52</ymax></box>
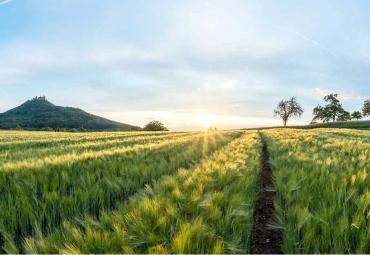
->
<box><xmin>0</xmin><ymin>129</ymin><xmax>369</xmax><ymax>253</ymax></box>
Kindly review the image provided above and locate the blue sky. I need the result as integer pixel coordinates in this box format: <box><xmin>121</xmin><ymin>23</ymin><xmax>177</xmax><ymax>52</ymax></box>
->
<box><xmin>0</xmin><ymin>0</ymin><xmax>369</xmax><ymax>130</ymax></box>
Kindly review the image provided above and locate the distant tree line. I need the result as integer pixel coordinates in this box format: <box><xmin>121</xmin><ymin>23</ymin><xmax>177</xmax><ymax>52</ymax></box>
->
<box><xmin>42</xmin><ymin>127</ymin><xmax>88</xmax><ymax>132</ymax></box>
<box><xmin>15</xmin><ymin>121</ymin><xmax>170</xmax><ymax>132</ymax></box>
<box><xmin>10</xmin><ymin>126</ymin><xmax>90</xmax><ymax>132</ymax></box>
<box><xmin>313</xmin><ymin>94</ymin><xmax>369</xmax><ymax>123</ymax></box>
<box><xmin>274</xmin><ymin>94</ymin><xmax>370</xmax><ymax>126</ymax></box>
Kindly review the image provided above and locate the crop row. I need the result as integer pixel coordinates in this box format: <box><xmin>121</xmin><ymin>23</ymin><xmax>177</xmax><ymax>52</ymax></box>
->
<box><xmin>23</xmin><ymin>131</ymin><xmax>261</xmax><ymax>254</ymax></box>
<box><xmin>0</xmin><ymin>132</ymin><xmax>191</xmax><ymax>167</ymax></box>
<box><xmin>264</xmin><ymin>129</ymin><xmax>369</xmax><ymax>253</ymax></box>
<box><xmin>0</xmin><ymin>130</ymin><xmax>143</xmax><ymax>144</ymax></box>
<box><xmin>0</xmin><ymin>132</ymin><xmax>205</xmax><ymax>172</ymax></box>
<box><xmin>0</xmin><ymin>131</ymin><xmax>192</xmax><ymax>154</ymax></box>
<box><xmin>0</xmin><ymin>131</ymin><xmax>241</xmax><ymax>253</ymax></box>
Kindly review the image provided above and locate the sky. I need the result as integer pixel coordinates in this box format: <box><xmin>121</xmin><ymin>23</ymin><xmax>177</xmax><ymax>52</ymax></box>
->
<box><xmin>0</xmin><ymin>0</ymin><xmax>369</xmax><ymax>130</ymax></box>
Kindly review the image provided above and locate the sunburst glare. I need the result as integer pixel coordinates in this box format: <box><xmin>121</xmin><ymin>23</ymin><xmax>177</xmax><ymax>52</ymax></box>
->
<box><xmin>197</xmin><ymin>115</ymin><xmax>215</xmax><ymax>130</ymax></box>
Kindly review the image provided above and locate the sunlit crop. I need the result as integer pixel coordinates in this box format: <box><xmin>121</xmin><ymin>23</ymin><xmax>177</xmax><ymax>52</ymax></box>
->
<box><xmin>264</xmin><ymin>128</ymin><xmax>370</xmax><ymax>253</ymax></box>
<box><xmin>23</xmin><ymin>131</ymin><xmax>261</xmax><ymax>254</ymax></box>
<box><xmin>0</xmin><ymin>130</ymin><xmax>242</xmax><ymax>253</ymax></box>
<box><xmin>1</xmin><ymin>128</ymin><xmax>368</xmax><ymax>254</ymax></box>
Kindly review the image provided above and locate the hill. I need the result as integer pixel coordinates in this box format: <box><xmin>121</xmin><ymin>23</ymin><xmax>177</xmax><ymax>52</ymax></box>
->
<box><xmin>0</xmin><ymin>96</ymin><xmax>141</xmax><ymax>131</ymax></box>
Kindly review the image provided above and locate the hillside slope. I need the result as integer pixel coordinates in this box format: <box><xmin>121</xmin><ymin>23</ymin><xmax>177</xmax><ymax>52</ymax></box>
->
<box><xmin>0</xmin><ymin>97</ymin><xmax>140</xmax><ymax>131</ymax></box>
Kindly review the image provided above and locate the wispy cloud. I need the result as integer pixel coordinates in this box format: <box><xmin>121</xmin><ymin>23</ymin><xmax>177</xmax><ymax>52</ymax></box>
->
<box><xmin>314</xmin><ymin>87</ymin><xmax>366</xmax><ymax>101</ymax></box>
<box><xmin>0</xmin><ymin>0</ymin><xmax>13</xmax><ymax>6</ymax></box>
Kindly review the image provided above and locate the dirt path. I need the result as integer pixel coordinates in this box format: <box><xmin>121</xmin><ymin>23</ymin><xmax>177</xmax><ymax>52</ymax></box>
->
<box><xmin>250</xmin><ymin>133</ymin><xmax>282</xmax><ymax>254</ymax></box>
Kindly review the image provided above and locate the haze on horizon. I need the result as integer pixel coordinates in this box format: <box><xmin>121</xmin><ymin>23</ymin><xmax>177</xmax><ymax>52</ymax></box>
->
<box><xmin>0</xmin><ymin>0</ymin><xmax>369</xmax><ymax>131</ymax></box>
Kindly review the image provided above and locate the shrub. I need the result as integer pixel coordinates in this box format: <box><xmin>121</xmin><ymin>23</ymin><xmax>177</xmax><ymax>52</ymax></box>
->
<box><xmin>143</xmin><ymin>120</ymin><xmax>168</xmax><ymax>131</ymax></box>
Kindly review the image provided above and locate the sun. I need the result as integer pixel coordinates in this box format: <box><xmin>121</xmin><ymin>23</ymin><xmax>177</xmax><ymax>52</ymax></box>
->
<box><xmin>198</xmin><ymin>115</ymin><xmax>215</xmax><ymax>129</ymax></box>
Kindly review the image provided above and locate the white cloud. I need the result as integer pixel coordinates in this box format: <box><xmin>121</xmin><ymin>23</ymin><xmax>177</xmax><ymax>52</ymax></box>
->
<box><xmin>88</xmin><ymin>46</ymin><xmax>166</xmax><ymax>66</ymax></box>
<box><xmin>0</xmin><ymin>43</ymin><xmax>168</xmax><ymax>85</ymax></box>
<box><xmin>166</xmin><ymin>0</ymin><xmax>314</xmax><ymax>60</ymax></box>
<box><xmin>314</xmin><ymin>87</ymin><xmax>366</xmax><ymax>101</ymax></box>
<box><xmin>197</xmin><ymin>79</ymin><xmax>237</xmax><ymax>92</ymax></box>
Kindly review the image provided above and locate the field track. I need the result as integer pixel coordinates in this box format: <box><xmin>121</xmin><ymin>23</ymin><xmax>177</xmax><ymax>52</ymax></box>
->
<box><xmin>251</xmin><ymin>133</ymin><xmax>282</xmax><ymax>253</ymax></box>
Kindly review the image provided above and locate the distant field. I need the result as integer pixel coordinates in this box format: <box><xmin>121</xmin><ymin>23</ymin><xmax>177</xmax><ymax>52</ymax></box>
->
<box><xmin>293</xmin><ymin>120</ymin><xmax>370</xmax><ymax>130</ymax></box>
<box><xmin>0</xmin><ymin>129</ymin><xmax>368</xmax><ymax>253</ymax></box>
<box><xmin>244</xmin><ymin>120</ymin><xmax>370</xmax><ymax>131</ymax></box>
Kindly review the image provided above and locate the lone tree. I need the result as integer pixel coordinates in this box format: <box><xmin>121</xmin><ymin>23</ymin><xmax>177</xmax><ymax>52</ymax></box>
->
<box><xmin>362</xmin><ymin>99</ymin><xmax>370</xmax><ymax>117</ymax></box>
<box><xmin>313</xmin><ymin>93</ymin><xmax>346</xmax><ymax>122</ymax></box>
<box><xmin>274</xmin><ymin>97</ymin><xmax>304</xmax><ymax>127</ymax></box>
<box><xmin>143</xmin><ymin>120</ymin><xmax>168</xmax><ymax>131</ymax></box>
<box><xmin>351</xmin><ymin>111</ymin><xmax>362</xmax><ymax>120</ymax></box>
